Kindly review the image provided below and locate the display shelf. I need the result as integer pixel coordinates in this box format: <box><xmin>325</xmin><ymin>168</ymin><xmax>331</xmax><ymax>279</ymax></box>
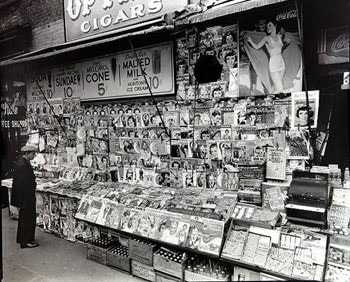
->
<box><xmin>220</xmin><ymin>257</ymin><xmax>303</xmax><ymax>282</ymax></box>
<box><xmin>76</xmin><ymin>216</ymin><xmax>224</xmax><ymax>260</ymax></box>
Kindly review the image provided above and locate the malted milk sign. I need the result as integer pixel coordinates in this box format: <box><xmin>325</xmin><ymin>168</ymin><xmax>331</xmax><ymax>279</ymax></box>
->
<box><xmin>64</xmin><ymin>0</ymin><xmax>187</xmax><ymax>41</ymax></box>
<box><xmin>27</xmin><ymin>43</ymin><xmax>174</xmax><ymax>101</ymax></box>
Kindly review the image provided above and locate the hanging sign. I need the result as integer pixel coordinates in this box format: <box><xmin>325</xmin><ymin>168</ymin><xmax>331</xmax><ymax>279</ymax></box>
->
<box><xmin>63</xmin><ymin>0</ymin><xmax>187</xmax><ymax>42</ymax></box>
<box><xmin>26</xmin><ymin>42</ymin><xmax>174</xmax><ymax>101</ymax></box>
<box><xmin>318</xmin><ymin>25</ymin><xmax>349</xmax><ymax>65</ymax></box>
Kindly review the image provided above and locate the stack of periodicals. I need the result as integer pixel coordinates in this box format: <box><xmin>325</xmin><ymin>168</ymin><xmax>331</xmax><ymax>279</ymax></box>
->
<box><xmin>325</xmin><ymin>236</ymin><xmax>350</xmax><ymax>282</ymax></box>
<box><xmin>222</xmin><ymin>225</ymin><xmax>327</xmax><ymax>280</ymax></box>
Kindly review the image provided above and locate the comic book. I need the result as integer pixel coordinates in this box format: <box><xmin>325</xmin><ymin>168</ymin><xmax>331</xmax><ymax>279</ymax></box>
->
<box><xmin>186</xmin><ymin>216</ymin><xmax>225</xmax><ymax>256</ymax></box>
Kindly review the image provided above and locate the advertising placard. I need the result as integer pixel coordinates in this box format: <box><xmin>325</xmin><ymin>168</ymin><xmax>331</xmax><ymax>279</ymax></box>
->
<box><xmin>63</xmin><ymin>0</ymin><xmax>188</xmax><ymax>41</ymax></box>
<box><xmin>26</xmin><ymin>43</ymin><xmax>174</xmax><ymax>101</ymax></box>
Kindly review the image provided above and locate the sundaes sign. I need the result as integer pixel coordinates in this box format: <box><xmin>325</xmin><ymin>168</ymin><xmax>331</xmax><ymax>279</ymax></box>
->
<box><xmin>64</xmin><ymin>0</ymin><xmax>187</xmax><ymax>41</ymax></box>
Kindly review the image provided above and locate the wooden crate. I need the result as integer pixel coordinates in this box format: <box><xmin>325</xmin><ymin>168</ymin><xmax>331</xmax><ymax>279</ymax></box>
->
<box><xmin>155</xmin><ymin>271</ymin><xmax>181</xmax><ymax>282</ymax></box>
<box><xmin>153</xmin><ymin>248</ymin><xmax>185</xmax><ymax>279</ymax></box>
<box><xmin>131</xmin><ymin>259</ymin><xmax>156</xmax><ymax>282</ymax></box>
<box><xmin>87</xmin><ymin>244</ymin><xmax>107</xmax><ymax>265</ymax></box>
<box><xmin>129</xmin><ymin>238</ymin><xmax>157</xmax><ymax>266</ymax></box>
<box><xmin>106</xmin><ymin>245</ymin><xmax>131</xmax><ymax>273</ymax></box>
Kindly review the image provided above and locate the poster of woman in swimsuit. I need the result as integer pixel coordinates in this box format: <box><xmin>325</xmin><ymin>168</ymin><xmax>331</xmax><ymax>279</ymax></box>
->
<box><xmin>239</xmin><ymin>6</ymin><xmax>302</xmax><ymax>96</ymax></box>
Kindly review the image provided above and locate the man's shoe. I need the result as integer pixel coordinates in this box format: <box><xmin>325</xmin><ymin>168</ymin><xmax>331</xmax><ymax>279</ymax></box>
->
<box><xmin>20</xmin><ymin>242</ymin><xmax>39</xmax><ymax>249</ymax></box>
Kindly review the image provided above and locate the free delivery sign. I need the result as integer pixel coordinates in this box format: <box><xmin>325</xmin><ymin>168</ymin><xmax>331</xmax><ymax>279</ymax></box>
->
<box><xmin>64</xmin><ymin>0</ymin><xmax>187</xmax><ymax>42</ymax></box>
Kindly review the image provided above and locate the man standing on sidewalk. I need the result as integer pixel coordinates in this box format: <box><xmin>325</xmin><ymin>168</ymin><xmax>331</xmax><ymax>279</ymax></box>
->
<box><xmin>11</xmin><ymin>145</ymin><xmax>39</xmax><ymax>249</ymax></box>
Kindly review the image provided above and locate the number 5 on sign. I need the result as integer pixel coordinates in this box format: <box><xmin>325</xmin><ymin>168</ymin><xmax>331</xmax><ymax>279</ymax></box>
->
<box><xmin>98</xmin><ymin>83</ymin><xmax>105</xmax><ymax>96</ymax></box>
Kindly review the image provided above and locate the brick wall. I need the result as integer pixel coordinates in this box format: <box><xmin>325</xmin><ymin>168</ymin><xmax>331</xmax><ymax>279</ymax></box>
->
<box><xmin>0</xmin><ymin>0</ymin><xmax>65</xmax><ymax>52</ymax></box>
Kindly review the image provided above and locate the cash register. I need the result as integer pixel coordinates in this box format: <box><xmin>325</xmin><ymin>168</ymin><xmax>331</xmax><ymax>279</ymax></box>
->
<box><xmin>286</xmin><ymin>171</ymin><xmax>329</xmax><ymax>227</ymax></box>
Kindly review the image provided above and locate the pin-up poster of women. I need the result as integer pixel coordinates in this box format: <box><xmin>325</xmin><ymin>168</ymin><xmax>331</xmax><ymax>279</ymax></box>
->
<box><xmin>239</xmin><ymin>7</ymin><xmax>302</xmax><ymax>96</ymax></box>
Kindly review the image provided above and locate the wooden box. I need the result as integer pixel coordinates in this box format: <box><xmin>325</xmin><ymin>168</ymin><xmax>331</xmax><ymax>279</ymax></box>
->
<box><xmin>184</xmin><ymin>270</ymin><xmax>230</xmax><ymax>282</ymax></box>
<box><xmin>155</xmin><ymin>271</ymin><xmax>182</xmax><ymax>282</ymax></box>
<box><xmin>129</xmin><ymin>238</ymin><xmax>157</xmax><ymax>266</ymax></box>
<box><xmin>106</xmin><ymin>245</ymin><xmax>131</xmax><ymax>273</ymax></box>
<box><xmin>153</xmin><ymin>248</ymin><xmax>185</xmax><ymax>279</ymax></box>
<box><xmin>87</xmin><ymin>244</ymin><xmax>107</xmax><ymax>265</ymax></box>
<box><xmin>86</xmin><ymin>238</ymin><xmax>116</xmax><ymax>265</ymax></box>
<box><xmin>131</xmin><ymin>259</ymin><xmax>156</xmax><ymax>282</ymax></box>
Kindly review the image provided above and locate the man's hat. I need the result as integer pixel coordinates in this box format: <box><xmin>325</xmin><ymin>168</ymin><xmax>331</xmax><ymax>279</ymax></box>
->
<box><xmin>21</xmin><ymin>145</ymin><xmax>37</xmax><ymax>152</ymax></box>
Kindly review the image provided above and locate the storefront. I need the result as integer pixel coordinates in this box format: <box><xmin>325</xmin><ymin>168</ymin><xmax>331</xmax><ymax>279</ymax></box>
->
<box><xmin>1</xmin><ymin>0</ymin><xmax>349</xmax><ymax>281</ymax></box>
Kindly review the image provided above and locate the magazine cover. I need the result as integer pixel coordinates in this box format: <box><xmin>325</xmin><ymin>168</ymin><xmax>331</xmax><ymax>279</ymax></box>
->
<box><xmin>59</xmin><ymin>197</ymin><xmax>68</xmax><ymax>217</ymax></box>
<box><xmin>222</xmin><ymin>106</ymin><xmax>236</xmax><ymax>126</ymax></box>
<box><xmin>74</xmin><ymin>220</ymin><xmax>85</xmax><ymax>240</ymax></box>
<box><xmin>266</xmin><ymin>147</ymin><xmax>287</xmax><ymax>180</ymax></box>
<box><xmin>40</xmin><ymin>100</ymin><xmax>49</xmax><ymax>115</ymax></box>
<box><xmin>66</xmin><ymin>217</ymin><xmax>76</xmax><ymax>242</ymax></box>
<box><xmin>34</xmin><ymin>101</ymin><xmax>41</xmax><ymax>115</ymax></box>
<box><xmin>208</xmin><ymin>141</ymin><xmax>220</xmax><ymax>160</ymax></box>
<box><xmin>206</xmin><ymin>172</ymin><xmax>218</xmax><ymax>190</ymax></box>
<box><xmin>262</xmin><ymin>185</ymin><xmax>287</xmax><ymax>211</ymax></box>
<box><xmin>287</xmin><ymin>129</ymin><xmax>310</xmax><ymax>159</ymax></box>
<box><xmin>74</xmin><ymin>195</ymin><xmax>91</xmax><ymax>220</ymax></box>
<box><xmin>192</xmin><ymin>140</ymin><xmax>208</xmax><ymax>159</ymax></box>
<box><xmin>222</xmin><ymin>228</ymin><xmax>248</xmax><ymax>261</ymax></box>
<box><xmin>50</xmin><ymin>214</ymin><xmax>60</xmax><ymax>234</ymax></box>
<box><xmin>233</xmin><ymin>100</ymin><xmax>247</xmax><ymax>126</ymax></box>
<box><xmin>60</xmin><ymin>218</ymin><xmax>69</xmax><ymax>238</ymax></box>
<box><xmin>85</xmin><ymin>196</ymin><xmax>103</xmax><ymax>223</ymax></box>
<box><xmin>82</xmin><ymin>223</ymin><xmax>95</xmax><ymax>241</ymax></box>
<box><xmin>120</xmin><ymin>208</ymin><xmax>141</xmax><ymax>234</ymax></box>
<box><xmin>196</xmin><ymin>170</ymin><xmax>207</xmax><ymax>189</ymax></box>
<box><xmin>238</xmin><ymin>179</ymin><xmax>262</xmax><ymax>205</ymax></box>
<box><xmin>50</xmin><ymin>195</ymin><xmax>59</xmax><ymax>216</ymax></box>
<box><xmin>274</xmin><ymin>97</ymin><xmax>291</xmax><ymax>127</ymax></box>
<box><xmin>186</xmin><ymin>217</ymin><xmax>224</xmax><ymax>256</ymax></box>
<box><xmin>42</xmin><ymin>213</ymin><xmax>51</xmax><ymax>231</ymax></box>
<box><xmin>239</xmin><ymin>7</ymin><xmax>303</xmax><ymax>96</ymax></box>
<box><xmin>217</xmin><ymin>171</ymin><xmax>239</xmax><ymax>191</ymax></box>
<box><xmin>164</xmin><ymin>111</ymin><xmax>180</xmax><ymax>128</ymax></box>
<box><xmin>102</xmin><ymin>201</ymin><xmax>123</xmax><ymax>230</ymax></box>
<box><xmin>158</xmin><ymin>213</ymin><xmax>191</xmax><ymax>246</ymax></box>
<box><xmin>27</xmin><ymin>101</ymin><xmax>34</xmax><ymax>114</ymax></box>
<box><xmin>286</xmin><ymin>159</ymin><xmax>306</xmax><ymax>173</ymax></box>
<box><xmin>36</xmin><ymin>192</ymin><xmax>44</xmax><ymax>214</ymax></box>
<box><xmin>183</xmin><ymin>169</ymin><xmax>196</xmax><ymax>188</ymax></box>
<box><xmin>291</xmin><ymin>90</ymin><xmax>319</xmax><ymax>129</ymax></box>
<box><xmin>62</xmin><ymin>98</ymin><xmax>72</xmax><ymax>115</ymax></box>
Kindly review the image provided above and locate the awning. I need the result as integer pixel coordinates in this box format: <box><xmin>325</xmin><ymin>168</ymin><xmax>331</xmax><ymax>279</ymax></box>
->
<box><xmin>0</xmin><ymin>23</ymin><xmax>174</xmax><ymax>67</ymax></box>
<box><xmin>175</xmin><ymin>0</ymin><xmax>289</xmax><ymax>26</ymax></box>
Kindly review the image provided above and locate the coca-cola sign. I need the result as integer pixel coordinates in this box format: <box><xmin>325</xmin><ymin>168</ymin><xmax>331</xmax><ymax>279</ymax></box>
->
<box><xmin>330</xmin><ymin>33</ymin><xmax>349</xmax><ymax>54</ymax></box>
<box><xmin>319</xmin><ymin>26</ymin><xmax>349</xmax><ymax>64</ymax></box>
<box><xmin>276</xmin><ymin>9</ymin><xmax>297</xmax><ymax>21</ymax></box>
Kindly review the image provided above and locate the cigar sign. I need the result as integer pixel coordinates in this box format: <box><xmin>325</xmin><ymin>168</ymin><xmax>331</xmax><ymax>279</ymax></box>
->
<box><xmin>64</xmin><ymin>0</ymin><xmax>187</xmax><ymax>41</ymax></box>
<box><xmin>26</xmin><ymin>43</ymin><xmax>174</xmax><ymax>101</ymax></box>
